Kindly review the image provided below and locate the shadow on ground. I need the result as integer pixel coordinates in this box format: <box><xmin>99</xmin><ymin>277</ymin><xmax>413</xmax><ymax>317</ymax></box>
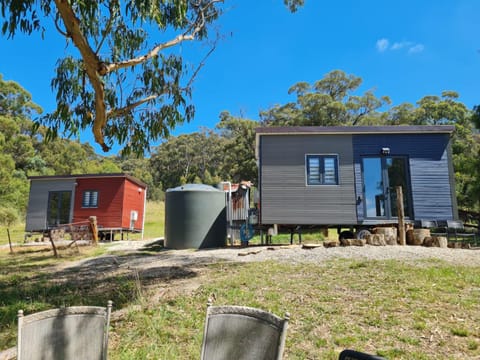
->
<box><xmin>0</xmin><ymin>239</ymin><xmax>235</xmax><ymax>341</ymax></box>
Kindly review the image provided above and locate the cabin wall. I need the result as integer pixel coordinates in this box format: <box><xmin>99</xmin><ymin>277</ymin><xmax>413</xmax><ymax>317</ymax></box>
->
<box><xmin>353</xmin><ymin>133</ymin><xmax>455</xmax><ymax>221</ymax></box>
<box><xmin>25</xmin><ymin>179</ymin><xmax>76</xmax><ymax>232</ymax></box>
<box><xmin>73</xmin><ymin>177</ymin><xmax>125</xmax><ymax>228</ymax></box>
<box><xmin>259</xmin><ymin>134</ymin><xmax>357</xmax><ymax>225</ymax></box>
<box><xmin>122</xmin><ymin>179</ymin><xmax>146</xmax><ymax>230</ymax></box>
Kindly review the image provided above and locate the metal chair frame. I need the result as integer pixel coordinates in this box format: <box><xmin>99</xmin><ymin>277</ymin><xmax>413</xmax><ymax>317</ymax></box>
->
<box><xmin>17</xmin><ymin>301</ymin><xmax>112</xmax><ymax>360</ymax></box>
<box><xmin>200</xmin><ymin>301</ymin><xmax>289</xmax><ymax>360</ymax></box>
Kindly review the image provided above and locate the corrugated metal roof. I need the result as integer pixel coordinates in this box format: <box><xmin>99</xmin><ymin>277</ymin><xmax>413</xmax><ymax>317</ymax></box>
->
<box><xmin>28</xmin><ymin>173</ymin><xmax>147</xmax><ymax>188</ymax></box>
<box><xmin>256</xmin><ymin>125</ymin><xmax>455</xmax><ymax>135</ymax></box>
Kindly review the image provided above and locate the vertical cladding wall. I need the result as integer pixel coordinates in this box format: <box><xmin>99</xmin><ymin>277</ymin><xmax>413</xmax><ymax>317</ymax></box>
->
<box><xmin>122</xmin><ymin>179</ymin><xmax>146</xmax><ymax>230</ymax></box>
<box><xmin>353</xmin><ymin>133</ymin><xmax>455</xmax><ymax>221</ymax></box>
<box><xmin>73</xmin><ymin>177</ymin><xmax>125</xmax><ymax>228</ymax></box>
<box><xmin>259</xmin><ymin>134</ymin><xmax>357</xmax><ymax>225</ymax></box>
<box><xmin>25</xmin><ymin>179</ymin><xmax>76</xmax><ymax>232</ymax></box>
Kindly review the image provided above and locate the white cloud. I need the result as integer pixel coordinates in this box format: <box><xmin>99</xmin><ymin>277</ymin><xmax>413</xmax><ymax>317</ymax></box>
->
<box><xmin>391</xmin><ymin>41</ymin><xmax>412</xmax><ymax>50</ymax></box>
<box><xmin>376</xmin><ymin>38</ymin><xmax>425</xmax><ymax>55</ymax></box>
<box><xmin>376</xmin><ymin>38</ymin><xmax>389</xmax><ymax>52</ymax></box>
<box><xmin>408</xmin><ymin>44</ymin><xmax>425</xmax><ymax>54</ymax></box>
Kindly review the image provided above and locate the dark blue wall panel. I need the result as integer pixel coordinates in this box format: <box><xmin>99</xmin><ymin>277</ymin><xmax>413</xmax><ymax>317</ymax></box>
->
<box><xmin>353</xmin><ymin>133</ymin><xmax>454</xmax><ymax>222</ymax></box>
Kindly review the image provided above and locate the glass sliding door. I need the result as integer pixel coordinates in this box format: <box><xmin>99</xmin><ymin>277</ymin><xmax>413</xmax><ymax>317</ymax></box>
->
<box><xmin>385</xmin><ymin>157</ymin><xmax>411</xmax><ymax>218</ymax></box>
<box><xmin>361</xmin><ymin>156</ymin><xmax>411</xmax><ymax>219</ymax></box>
<box><xmin>47</xmin><ymin>191</ymin><xmax>72</xmax><ymax>227</ymax></box>
<box><xmin>362</xmin><ymin>157</ymin><xmax>386</xmax><ymax>218</ymax></box>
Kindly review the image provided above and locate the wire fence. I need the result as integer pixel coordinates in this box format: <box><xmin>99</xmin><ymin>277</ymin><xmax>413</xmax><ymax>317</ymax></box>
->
<box><xmin>0</xmin><ymin>226</ymin><xmax>27</xmax><ymax>246</ymax></box>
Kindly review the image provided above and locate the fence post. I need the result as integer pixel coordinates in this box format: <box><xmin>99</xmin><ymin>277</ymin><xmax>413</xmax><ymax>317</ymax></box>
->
<box><xmin>89</xmin><ymin>216</ymin><xmax>99</xmax><ymax>245</ymax></box>
<box><xmin>7</xmin><ymin>228</ymin><xmax>13</xmax><ymax>254</ymax></box>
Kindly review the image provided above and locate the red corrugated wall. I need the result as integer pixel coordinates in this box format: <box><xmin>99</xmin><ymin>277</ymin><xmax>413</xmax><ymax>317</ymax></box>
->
<box><xmin>72</xmin><ymin>177</ymin><xmax>145</xmax><ymax>230</ymax></box>
<box><xmin>121</xmin><ymin>179</ymin><xmax>145</xmax><ymax>230</ymax></box>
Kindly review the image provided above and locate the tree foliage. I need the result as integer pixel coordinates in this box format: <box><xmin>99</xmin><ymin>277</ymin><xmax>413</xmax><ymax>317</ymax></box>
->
<box><xmin>1</xmin><ymin>0</ymin><xmax>224</xmax><ymax>154</ymax></box>
<box><xmin>216</xmin><ymin>111</ymin><xmax>258</xmax><ymax>183</ymax></box>
<box><xmin>260</xmin><ymin>70</ymin><xmax>391</xmax><ymax>126</ymax></box>
<box><xmin>0</xmin><ymin>75</ymin><xmax>123</xmax><ymax>216</ymax></box>
<box><xmin>149</xmin><ymin>129</ymin><xmax>226</xmax><ymax>191</ymax></box>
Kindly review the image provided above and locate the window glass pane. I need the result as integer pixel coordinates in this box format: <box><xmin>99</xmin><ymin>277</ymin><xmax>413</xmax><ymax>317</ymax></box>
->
<box><xmin>83</xmin><ymin>191</ymin><xmax>90</xmax><ymax>207</ymax></box>
<box><xmin>308</xmin><ymin>157</ymin><xmax>321</xmax><ymax>184</ymax></box>
<box><xmin>307</xmin><ymin>155</ymin><xmax>338</xmax><ymax>185</ymax></box>
<box><xmin>82</xmin><ymin>190</ymin><xmax>99</xmax><ymax>207</ymax></box>
<box><xmin>47</xmin><ymin>191</ymin><xmax>71</xmax><ymax>226</ymax></box>
<box><xmin>91</xmin><ymin>191</ymin><xmax>98</xmax><ymax>207</ymax></box>
<box><xmin>323</xmin><ymin>157</ymin><xmax>337</xmax><ymax>184</ymax></box>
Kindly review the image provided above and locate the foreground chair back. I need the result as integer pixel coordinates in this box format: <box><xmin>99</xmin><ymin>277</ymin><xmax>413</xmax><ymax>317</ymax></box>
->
<box><xmin>17</xmin><ymin>301</ymin><xmax>112</xmax><ymax>360</ymax></box>
<box><xmin>200</xmin><ymin>302</ymin><xmax>289</xmax><ymax>360</ymax></box>
<box><xmin>339</xmin><ymin>349</ymin><xmax>386</xmax><ymax>360</ymax></box>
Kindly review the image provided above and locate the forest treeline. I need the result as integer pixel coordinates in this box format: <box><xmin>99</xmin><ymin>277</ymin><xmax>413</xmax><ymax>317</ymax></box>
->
<box><xmin>1</xmin><ymin>70</ymin><xmax>479</xmax><ymax>225</ymax></box>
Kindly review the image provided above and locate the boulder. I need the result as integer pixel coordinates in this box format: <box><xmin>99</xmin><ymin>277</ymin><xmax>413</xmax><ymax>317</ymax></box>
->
<box><xmin>366</xmin><ymin>234</ymin><xmax>386</xmax><ymax>246</ymax></box>
<box><xmin>406</xmin><ymin>228</ymin><xmax>430</xmax><ymax>246</ymax></box>
<box><xmin>323</xmin><ymin>240</ymin><xmax>340</xmax><ymax>248</ymax></box>
<box><xmin>340</xmin><ymin>238</ymin><xmax>366</xmax><ymax>246</ymax></box>
<box><xmin>423</xmin><ymin>236</ymin><xmax>434</xmax><ymax>247</ymax></box>
<box><xmin>374</xmin><ymin>227</ymin><xmax>398</xmax><ymax>245</ymax></box>
<box><xmin>432</xmin><ymin>236</ymin><xmax>448</xmax><ymax>248</ymax></box>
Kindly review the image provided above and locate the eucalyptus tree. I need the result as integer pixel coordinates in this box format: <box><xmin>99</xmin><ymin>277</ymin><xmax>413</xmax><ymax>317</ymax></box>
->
<box><xmin>149</xmin><ymin>129</ymin><xmax>226</xmax><ymax>190</ymax></box>
<box><xmin>1</xmin><ymin>0</ymin><xmax>224</xmax><ymax>154</ymax></box>
<box><xmin>216</xmin><ymin>111</ymin><xmax>258</xmax><ymax>184</ymax></box>
<box><xmin>0</xmin><ymin>75</ymin><xmax>42</xmax><ymax>215</ymax></box>
<box><xmin>1</xmin><ymin>1</ymin><xmax>304</xmax><ymax>155</ymax></box>
<box><xmin>260</xmin><ymin>70</ymin><xmax>391</xmax><ymax>126</ymax></box>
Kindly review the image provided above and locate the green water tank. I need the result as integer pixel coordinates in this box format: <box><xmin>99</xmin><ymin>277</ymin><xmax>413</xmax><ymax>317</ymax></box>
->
<box><xmin>165</xmin><ymin>184</ymin><xmax>227</xmax><ymax>249</ymax></box>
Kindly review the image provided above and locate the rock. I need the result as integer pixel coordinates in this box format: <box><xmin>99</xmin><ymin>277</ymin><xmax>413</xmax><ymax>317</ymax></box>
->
<box><xmin>366</xmin><ymin>234</ymin><xmax>386</xmax><ymax>246</ymax></box>
<box><xmin>406</xmin><ymin>229</ymin><xmax>430</xmax><ymax>246</ymax></box>
<box><xmin>340</xmin><ymin>238</ymin><xmax>366</xmax><ymax>246</ymax></box>
<box><xmin>374</xmin><ymin>227</ymin><xmax>398</xmax><ymax>245</ymax></box>
<box><xmin>423</xmin><ymin>236</ymin><xmax>434</xmax><ymax>247</ymax></box>
<box><xmin>448</xmin><ymin>242</ymin><xmax>471</xmax><ymax>249</ymax></box>
<box><xmin>238</xmin><ymin>249</ymin><xmax>262</xmax><ymax>256</ymax></box>
<box><xmin>323</xmin><ymin>241</ymin><xmax>339</xmax><ymax>248</ymax></box>
<box><xmin>302</xmin><ymin>243</ymin><xmax>324</xmax><ymax>249</ymax></box>
<box><xmin>432</xmin><ymin>236</ymin><xmax>448</xmax><ymax>248</ymax></box>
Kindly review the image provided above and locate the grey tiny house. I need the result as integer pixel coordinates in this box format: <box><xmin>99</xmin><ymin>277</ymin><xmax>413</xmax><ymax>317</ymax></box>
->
<box><xmin>255</xmin><ymin>125</ymin><xmax>457</xmax><ymax>234</ymax></box>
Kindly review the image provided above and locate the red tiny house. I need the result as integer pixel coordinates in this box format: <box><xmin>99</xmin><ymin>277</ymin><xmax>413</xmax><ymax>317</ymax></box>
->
<box><xmin>26</xmin><ymin>174</ymin><xmax>147</xmax><ymax>238</ymax></box>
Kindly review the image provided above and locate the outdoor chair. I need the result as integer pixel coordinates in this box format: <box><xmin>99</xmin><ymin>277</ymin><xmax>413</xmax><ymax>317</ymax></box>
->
<box><xmin>339</xmin><ymin>349</ymin><xmax>386</xmax><ymax>360</ymax></box>
<box><xmin>16</xmin><ymin>301</ymin><xmax>112</xmax><ymax>360</ymax></box>
<box><xmin>432</xmin><ymin>220</ymin><xmax>478</xmax><ymax>246</ymax></box>
<box><xmin>200</xmin><ymin>301</ymin><xmax>289</xmax><ymax>360</ymax></box>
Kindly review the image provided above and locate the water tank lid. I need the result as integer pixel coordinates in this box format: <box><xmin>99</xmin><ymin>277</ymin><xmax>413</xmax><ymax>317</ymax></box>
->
<box><xmin>167</xmin><ymin>184</ymin><xmax>222</xmax><ymax>192</ymax></box>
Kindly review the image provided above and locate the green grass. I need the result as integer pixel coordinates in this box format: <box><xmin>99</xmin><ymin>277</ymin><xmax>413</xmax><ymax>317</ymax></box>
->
<box><xmin>0</xmin><ymin>225</ymin><xmax>25</xmax><ymax>247</ymax></box>
<box><xmin>106</xmin><ymin>259</ymin><xmax>480</xmax><ymax>359</ymax></box>
<box><xmin>128</xmin><ymin>201</ymin><xmax>165</xmax><ymax>240</ymax></box>
<box><xmin>2</xmin><ymin>248</ymin><xmax>478</xmax><ymax>359</ymax></box>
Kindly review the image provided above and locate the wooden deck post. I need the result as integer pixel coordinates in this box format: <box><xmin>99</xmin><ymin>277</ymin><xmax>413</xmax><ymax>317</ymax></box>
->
<box><xmin>89</xmin><ymin>216</ymin><xmax>99</xmax><ymax>245</ymax></box>
<box><xmin>396</xmin><ymin>186</ymin><xmax>406</xmax><ymax>245</ymax></box>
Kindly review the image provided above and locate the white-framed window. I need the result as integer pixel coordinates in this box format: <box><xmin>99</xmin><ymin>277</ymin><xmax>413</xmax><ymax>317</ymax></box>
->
<box><xmin>306</xmin><ymin>154</ymin><xmax>339</xmax><ymax>185</ymax></box>
<box><xmin>82</xmin><ymin>190</ymin><xmax>99</xmax><ymax>208</ymax></box>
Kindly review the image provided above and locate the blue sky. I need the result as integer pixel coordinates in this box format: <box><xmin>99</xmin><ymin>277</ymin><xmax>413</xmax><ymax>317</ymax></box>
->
<box><xmin>1</xmin><ymin>0</ymin><xmax>479</xmax><ymax>155</ymax></box>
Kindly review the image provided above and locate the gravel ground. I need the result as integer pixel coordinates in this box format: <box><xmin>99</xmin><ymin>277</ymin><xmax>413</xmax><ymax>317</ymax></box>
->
<box><xmin>101</xmin><ymin>239</ymin><xmax>480</xmax><ymax>268</ymax></box>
